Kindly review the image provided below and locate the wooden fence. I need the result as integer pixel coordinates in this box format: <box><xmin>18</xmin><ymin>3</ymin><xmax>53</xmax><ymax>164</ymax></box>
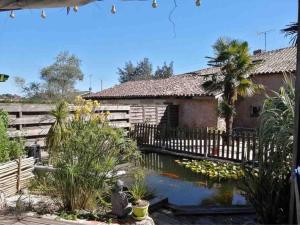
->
<box><xmin>0</xmin><ymin>103</ymin><xmax>130</xmax><ymax>147</ymax></box>
<box><xmin>130</xmin><ymin>105</ymin><xmax>179</xmax><ymax>127</ymax></box>
<box><xmin>0</xmin><ymin>157</ymin><xmax>35</xmax><ymax>197</ymax></box>
<box><xmin>130</xmin><ymin>124</ymin><xmax>258</xmax><ymax>162</ymax></box>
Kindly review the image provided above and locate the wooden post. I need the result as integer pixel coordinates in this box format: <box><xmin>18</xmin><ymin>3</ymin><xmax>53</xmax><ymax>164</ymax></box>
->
<box><xmin>17</xmin><ymin>111</ymin><xmax>22</xmax><ymax>130</ymax></box>
<box><xmin>221</xmin><ymin>131</ymin><xmax>225</xmax><ymax>158</ymax></box>
<box><xmin>217</xmin><ymin>130</ymin><xmax>221</xmax><ymax>157</ymax></box>
<box><xmin>16</xmin><ymin>157</ymin><xmax>21</xmax><ymax>193</ymax></box>
<box><xmin>236</xmin><ymin>133</ymin><xmax>240</xmax><ymax>160</ymax></box>
<box><xmin>290</xmin><ymin>1</ymin><xmax>300</xmax><ymax>222</ymax></box>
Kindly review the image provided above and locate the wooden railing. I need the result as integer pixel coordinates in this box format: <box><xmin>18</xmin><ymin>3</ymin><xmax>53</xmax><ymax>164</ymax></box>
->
<box><xmin>0</xmin><ymin>103</ymin><xmax>130</xmax><ymax>147</ymax></box>
<box><xmin>130</xmin><ymin>123</ymin><xmax>258</xmax><ymax>162</ymax></box>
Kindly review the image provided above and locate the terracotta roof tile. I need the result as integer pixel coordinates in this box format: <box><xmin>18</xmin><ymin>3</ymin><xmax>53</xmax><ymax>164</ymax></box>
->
<box><xmin>89</xmin><ymin>47</ymin><xmax>296</xmax><ymax>99</ymax></box>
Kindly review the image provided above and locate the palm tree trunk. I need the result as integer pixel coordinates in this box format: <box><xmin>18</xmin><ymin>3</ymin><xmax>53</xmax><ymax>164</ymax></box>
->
<box><xmin>225</xmin><ymin>115</ymin><xmax>233</xmax><ymax>134</ymax></box>
<box><xmin>224</xmin><ymin>115</ymin><xmax>233</xmax><ymax>144</ymax></box>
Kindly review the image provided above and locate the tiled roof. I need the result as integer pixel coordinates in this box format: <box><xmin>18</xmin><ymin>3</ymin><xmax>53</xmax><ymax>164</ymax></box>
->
<box><xmin>89</xmin><ymin>74</ymin><xmax>216</xmax><ymax>99</ymax></box>
<box><xmin>251</xmin><ymin>47</ymin><xmax>296</xmax><ymax>74</ymax></box>
<box><xmin>89</xmin><ymin>47</ymin><xmax>296</xmax><ymax>99</ymax></box>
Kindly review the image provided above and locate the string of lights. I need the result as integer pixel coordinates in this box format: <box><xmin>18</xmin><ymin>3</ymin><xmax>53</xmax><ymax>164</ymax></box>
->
<box><xmin>5</xmin><ymin>0</ymin><xmax>201</xmax><ymax>19</ymax></box>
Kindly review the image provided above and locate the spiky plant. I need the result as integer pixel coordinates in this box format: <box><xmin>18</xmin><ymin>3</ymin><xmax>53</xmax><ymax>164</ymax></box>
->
<box><xmin>46</xmin><ymin>101</ymin><xmax>69</xmax><ymax>165</ymax></box>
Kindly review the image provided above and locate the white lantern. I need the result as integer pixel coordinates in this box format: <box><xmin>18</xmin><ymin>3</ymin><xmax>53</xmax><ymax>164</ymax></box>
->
<box><xmin>111</xmin><ymin>5</ymin><xmax>116</xmax><ymax>14</ymax></box>
<box><xmin>9</xmin><ymin>10</ymin><xmax>15</xmax><ymax>19</ymax></box>
<box><xmin>152</xmin><ymin>0</ymin><xmax>158</xmax><ymax>8</ymax></box>
<box><xmin>41</xmin><ymin>9</ymin><xmax>46</xmax><ymax>19</ymax></box>
<box><xmin>73</xmin><ymin>5</ymin><xmax>78</xmax><ymax>12</ymax></box>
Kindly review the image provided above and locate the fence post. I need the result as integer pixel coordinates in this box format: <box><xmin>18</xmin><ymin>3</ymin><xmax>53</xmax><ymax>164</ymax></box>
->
<box><xmin>16</xmin><ymin>157</ymin><xmax>21</xmax><ymax>193</ymax></box>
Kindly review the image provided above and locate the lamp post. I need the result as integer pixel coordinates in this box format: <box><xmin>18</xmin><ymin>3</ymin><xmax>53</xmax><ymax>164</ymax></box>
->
<box><xmin>0</xmin><ymin>74</ymin><xmax>9</xmax><ymax>82</ymax></box>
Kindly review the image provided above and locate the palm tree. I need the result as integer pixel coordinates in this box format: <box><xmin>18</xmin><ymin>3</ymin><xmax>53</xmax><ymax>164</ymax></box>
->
<box><xmin>202</xmin><ymin>38</ymin><xmax>263</xmax><ymax>135</ymax></box>
<box><xmin>282</xmin><ymin>22</ymin><xmax>298</xmax><ymax>46</ymax></box>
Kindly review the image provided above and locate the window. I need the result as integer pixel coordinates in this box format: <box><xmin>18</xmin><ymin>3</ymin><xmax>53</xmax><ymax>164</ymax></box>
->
<box><xmin>250</xmin><ymin>105</ymin><xmax>261</xmax><ymax>117</ymax></box>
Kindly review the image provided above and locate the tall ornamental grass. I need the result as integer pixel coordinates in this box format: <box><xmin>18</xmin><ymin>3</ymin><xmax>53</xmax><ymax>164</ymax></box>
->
<box><xmin>45</xmin><ymin>97</ymin><xmax>139</xmax><ymax>211</ymax></box>
<box><xmin>240</xmin><ymin>75</ymin><xmax>294</xmax><ymax>224</ymax></box>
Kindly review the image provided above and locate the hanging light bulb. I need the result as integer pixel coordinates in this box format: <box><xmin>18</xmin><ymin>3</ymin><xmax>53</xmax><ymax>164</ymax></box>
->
<box><xmin>73</xmin><ymin>5</ymin><xmax>79</xmax><ymax>12</ymax></box>
<box><xmin>195</xmin><ymin>0</ymin><xmax>201</xmax><ymax>7</ymax></box>
<box><xmin>111</xmin><ymin>5</ymin><xmax>116</xmax><ymax>14</ymax></box>
<box><xmin>152</xmin><ymin>0</ymin><xmax>158</xmax><ymax>8</ymax></box>
<box><xmin>41</xmin><ymin>9</ymin><xmax>46</xmax><ymax>19</ymax></box>
<box><xmin>67</xmin><ymin>6</ymin><xmax>71</xmax><ymax>15</ymax></box>
<box><xmin>9</xmin><ymin>10</ymin><xmax>15</xmax><ymax>19</ymax></box>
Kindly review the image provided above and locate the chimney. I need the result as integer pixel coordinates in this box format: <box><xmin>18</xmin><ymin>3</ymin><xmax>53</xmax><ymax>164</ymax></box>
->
<box><xmin>253</xmin><ymin>49</ymin><xmax>264</xmax><ymax>55</ymax></box>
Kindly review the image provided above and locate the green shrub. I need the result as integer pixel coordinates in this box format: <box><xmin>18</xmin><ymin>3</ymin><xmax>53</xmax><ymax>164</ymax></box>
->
<box><xmin>47</xmin><ymin>116</ymin><xmax>138</xmax><ymax>211</ymax></box>
<box><xmin>240</xmin><ymin>75</ymin><xmax>294</xmax><ymax>224</ymax></box>
<box><xmin>0</xmin><ymin>111</ymin><xmax>25</xmax><ymax>163</ymax></box>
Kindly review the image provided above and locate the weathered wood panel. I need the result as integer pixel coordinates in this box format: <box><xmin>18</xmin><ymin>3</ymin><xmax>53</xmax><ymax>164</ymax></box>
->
<box><xmin>130</xmin><ymin>105</ymin><xmax>178</xmax><ymax>127</ymax></box>
<box><xmin>0</xmin><ymin>157</ymin><xmax>35</xmax><ymax>197</ymax></box>
<box><xmin>0</xmin><ymin>103</ymin><xmax>130</xmax><ymax>147</ymax></box>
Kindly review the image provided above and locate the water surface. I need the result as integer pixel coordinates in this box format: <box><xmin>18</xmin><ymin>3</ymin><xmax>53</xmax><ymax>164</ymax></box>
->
<box><xmin>141</xmin><ymin>152</ymin><xmax>247</xmax><ymax>206</ymax></box>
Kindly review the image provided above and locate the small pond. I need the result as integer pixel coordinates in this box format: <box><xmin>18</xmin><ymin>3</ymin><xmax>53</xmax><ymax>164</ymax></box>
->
<box><xmin>141</xmin><ymin>152</ymin><xmax>247</xmax><ymax>206</ymax></box>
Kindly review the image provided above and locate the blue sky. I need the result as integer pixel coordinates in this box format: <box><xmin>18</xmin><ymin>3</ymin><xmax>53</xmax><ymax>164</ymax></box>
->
<box><xmin>0</xmin><ymin>0</ymin><xmax>297</xmax><ymax>95</ymax></box>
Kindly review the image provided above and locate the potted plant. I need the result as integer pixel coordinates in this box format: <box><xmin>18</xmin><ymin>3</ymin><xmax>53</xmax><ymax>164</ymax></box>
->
<box><xmin>129</xmin><ymin>171</ymin><xmax>149</xmax><ymax>220</ymax></box>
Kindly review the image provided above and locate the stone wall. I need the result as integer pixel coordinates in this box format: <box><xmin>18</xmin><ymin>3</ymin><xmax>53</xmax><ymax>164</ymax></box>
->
<box><xmin>233</xmin><ymin>72</ymin><xmax>294</xmax><ymax>128</ymax></box>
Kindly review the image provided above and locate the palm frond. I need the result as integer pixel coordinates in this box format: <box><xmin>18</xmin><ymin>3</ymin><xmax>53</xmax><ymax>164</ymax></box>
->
<box><xmin>281</xmin><ymin>22</ymin><xmax>298</xmax><ymax>46</ymax></box>
<box><xmin>236</xmin><ymin>79</ymin><xmax>264</xmax><ymax>97</ymax></box>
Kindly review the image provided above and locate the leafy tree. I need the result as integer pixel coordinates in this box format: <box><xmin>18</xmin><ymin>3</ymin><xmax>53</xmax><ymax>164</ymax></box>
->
<box><xmin>40</xmin><ymin>51</ymin><xmax>84</xmax><ymax>98</ymax></box>
<box><xmin>118</xmin><ymin>61</ymin><xmax>137</xmax><ymax>83</ymax></box>
<box><xmin>15</xmin><ymin>77</ymin><xmax>45</xmax><ymax>100</ymax></box>
<box><xmin>202</xmin><ymin>38</ymin><xmax>263</xmax><ymax>135</ymax></box>
<box><xmin>118</xmin><ymin>58</ymin><xmax>173</xmax><ymax>83</ymax></box>
<box><xmin>134</xmin><ymin>58</ymin><xmax>153</xmax><ymax>80</ymax></box>
<box><xmin>154</xmin><ymin>62</ymin><xmax>174</xmax><ymax>79</ymax></box>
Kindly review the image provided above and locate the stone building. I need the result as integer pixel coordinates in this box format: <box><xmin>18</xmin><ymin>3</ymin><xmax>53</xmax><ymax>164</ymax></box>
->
<box><xmin>86</xmin><ymin>47</ymin><xmax>296</xmax><ymax>129</ymax></box>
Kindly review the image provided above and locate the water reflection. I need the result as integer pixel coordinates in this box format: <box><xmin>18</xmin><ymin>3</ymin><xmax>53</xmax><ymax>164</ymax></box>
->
<box><xmin>141</xmin><ymin>152</ymin><xmax>247</xmax><ymax>206</ymax></box>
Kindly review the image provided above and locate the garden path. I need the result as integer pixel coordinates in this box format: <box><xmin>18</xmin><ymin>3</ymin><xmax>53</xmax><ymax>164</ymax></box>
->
<box><xmin>0</xmin><ymin>215</ymin><xmax>77</xmax><ymax>225</ymax></box>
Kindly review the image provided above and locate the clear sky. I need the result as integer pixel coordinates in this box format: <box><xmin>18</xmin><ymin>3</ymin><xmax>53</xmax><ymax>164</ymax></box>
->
<box><xmin>0</xmin><ymin>0</ymin><xmax>297</xmax><ymax>95</ymax></box>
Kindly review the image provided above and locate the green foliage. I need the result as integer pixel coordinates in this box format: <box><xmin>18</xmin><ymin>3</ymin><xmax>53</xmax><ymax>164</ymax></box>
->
<box><xmin>175</xmin><ymin>159</ymin><xmax>244</xmax><ymax>180</ymax></box>
<box><xmin>240</xmin><ymin>75</ymin><xmax>294</xmax><ymax>224</ymax></box>
<box><xmin>129</xmin><ymin>170</ymin><xmax>148</xmax><ymax>203</ymax></box>
<box><xmin>154</xmin><ymin>62</ymin><xmax>174</xmax><ymax>79</ymax></box>
<box><xmin>41</xmin><ymin>51</ymin><xmax>84</xmax><ymax>98</ymax></box>
<box><xmin>15</xmin><ymin>51</ymin><xmax>84</xmax><ymax>101</ymax></box>
<box><xmin>118</xmin><ymin>58</ymin><xmax>173</xmax><ymax>83</ymax></box>
<box><xmin>45</xmin><ymin>114</ymin><xmax>138</xmax><ymax>211</ymax></box>
<box><xmin>202</xmin><ymin>38</ymin><xmax>263</xmax><ymax>133</ymax></box>
<box><xmin>0</xmin><ymin>111</ymin><xmax>25</xmax><ymax>163</ymax></box>
<box><xmin>14</xmin><ymin>77</ymin><xmax>45</xmax><ymax>100</ymax></box>
<box><xmin>282</xmin><ymin>22</ymin><xmax>298</xmax><ymax>46</ymax></box>
<box><xmin>46</xmin><ymin>101</ymin><xmax>69</xmax><ymax>164</ymax></box>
